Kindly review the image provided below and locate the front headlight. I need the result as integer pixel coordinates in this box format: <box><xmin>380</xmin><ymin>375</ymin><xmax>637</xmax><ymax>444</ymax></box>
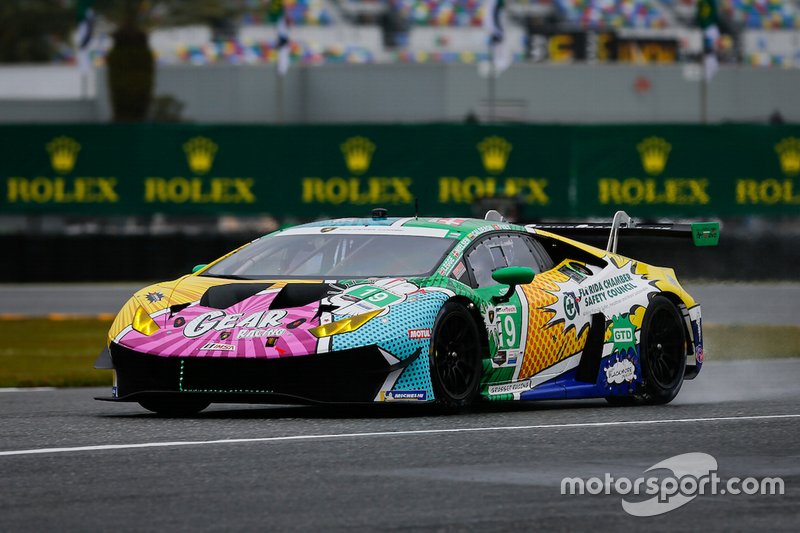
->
<box><xmin>132</xmin><ymin>306</ymin><xmax>160</xmax><ymax>336</ymax></box>
<box><xmin>308</xmin><ymin>309</ymin><xmax>382</xmax><ymax>338</ymax></box>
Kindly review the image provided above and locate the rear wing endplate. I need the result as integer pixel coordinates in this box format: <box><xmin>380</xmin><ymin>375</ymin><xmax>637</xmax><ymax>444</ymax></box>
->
<box><xmin>525</xmin><ymin>210</ymin><xmax>720</xmax><ymax>254</ymax></box>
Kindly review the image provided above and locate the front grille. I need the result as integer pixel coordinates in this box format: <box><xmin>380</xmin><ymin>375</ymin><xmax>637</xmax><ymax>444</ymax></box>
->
<box><xmin>110</xmin><ymin>343</ymin><xmax>390</xmax><ymax>403</ymax></box>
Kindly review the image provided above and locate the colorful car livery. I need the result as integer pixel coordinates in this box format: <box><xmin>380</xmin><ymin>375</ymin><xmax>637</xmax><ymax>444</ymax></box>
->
<box><xmin>95</xmin><ymin>210</ymin><xmax>718</xmax><ymax>415</ymax></box>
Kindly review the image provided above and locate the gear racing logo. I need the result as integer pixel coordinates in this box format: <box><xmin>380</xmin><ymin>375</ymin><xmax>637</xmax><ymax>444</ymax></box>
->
<box><xmin>182</xmin><ymin>310</ymin><xmax>288</xmax><ymax>338</ymax></box>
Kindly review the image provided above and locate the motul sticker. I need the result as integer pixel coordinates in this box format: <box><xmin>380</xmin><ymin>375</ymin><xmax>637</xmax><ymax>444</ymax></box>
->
<box><xmin>408</xmin><ymin>328</ymin><xmax>431</xmax><ymax>340</ymax></box>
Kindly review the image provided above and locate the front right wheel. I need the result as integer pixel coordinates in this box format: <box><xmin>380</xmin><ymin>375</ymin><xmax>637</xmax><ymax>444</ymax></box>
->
<box><xmin>429</xmin><ymin>302</ymin><xmax>482</xmax><ymax>410</ymax></box>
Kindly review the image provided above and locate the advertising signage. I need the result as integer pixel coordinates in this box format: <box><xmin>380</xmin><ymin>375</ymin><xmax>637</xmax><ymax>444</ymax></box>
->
<box><xmin>1</xmin><ymin>125</ymin><xmax>798</xmax><ymax>219</ymax></box>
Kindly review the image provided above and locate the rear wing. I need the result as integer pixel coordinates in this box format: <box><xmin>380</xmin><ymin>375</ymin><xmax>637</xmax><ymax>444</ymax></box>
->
<box><xmin>524</xmin><ymin>211</ymin><xmax>720</xmax><ymax>254</ymax></box>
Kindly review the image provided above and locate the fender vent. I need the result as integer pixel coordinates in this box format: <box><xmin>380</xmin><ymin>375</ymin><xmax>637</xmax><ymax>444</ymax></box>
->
<box><xmin>575</xmin><ymin>313</ymin><xmax>606</xmax><ymax>383</ymax></box>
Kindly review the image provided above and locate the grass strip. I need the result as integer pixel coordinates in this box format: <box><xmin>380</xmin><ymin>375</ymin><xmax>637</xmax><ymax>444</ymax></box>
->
<box><xmin>0</xmin><ymin>319</ymin><xmax>113</xmax><ymax>388</ymax></box>
<box><xmin>703</xmin><ymin>324</ymin><xmax>800</xmax><ymax>361</ymax></box>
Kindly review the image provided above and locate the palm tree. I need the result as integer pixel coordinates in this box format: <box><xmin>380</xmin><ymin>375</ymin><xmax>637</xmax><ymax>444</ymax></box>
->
<box><xmin>94</xmin><ymin>1</ymin><xmax>153</xmax><ymax>121</ymax></box>
<box><xmin>0</xmin><ymin>1</ymin><xmax>73</xmax><ymax>63</ymax></box>
<box><xmin>96</xmin><ymin>0</ymin><xmax>250</xmax><ymax>121</ymax></box>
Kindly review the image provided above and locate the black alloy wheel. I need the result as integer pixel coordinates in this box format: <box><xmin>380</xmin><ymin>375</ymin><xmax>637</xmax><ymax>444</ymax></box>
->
<box><xmin>430</xmin><ymin>302</ymin><xmax>482</xmax><ymax>409</ymax></box>
<box><xmin>639</xmin><ymin>296</ymin><xmax>687</xmax><ymax>404</ymax></box>
<box><xmin>607</xmin><ymin>295</ymin><xmax>687</xmax><ymax>406</ymax></box>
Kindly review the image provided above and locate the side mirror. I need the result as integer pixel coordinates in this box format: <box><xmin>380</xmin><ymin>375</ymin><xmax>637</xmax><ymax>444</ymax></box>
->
<box><xmin>192</xmin><ymin>264</ymin><xmax>208</xmax><ymax>274</ymax></box>
<box><xmin>491</xmin><ymin>266</ymin><xmax>535</xmax><ymax>303</ymax></box>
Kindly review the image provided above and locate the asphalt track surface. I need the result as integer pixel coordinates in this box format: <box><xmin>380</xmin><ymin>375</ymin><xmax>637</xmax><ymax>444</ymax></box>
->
<box><xmin>1</xmin><ymin>359</ymin><xmax>799</xmax><ymax>531</ymax></box>
<box><xmin>1</xmin><ymin>281</ymin><xmax>799</xmax><ymax>325</ymax></box>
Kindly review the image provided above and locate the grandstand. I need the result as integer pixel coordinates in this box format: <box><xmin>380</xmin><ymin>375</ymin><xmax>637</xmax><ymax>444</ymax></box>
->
<box><xmin>554</xmin><ymin>0</ymin><xmax>670</xmax><ymax>29</ymax></box>
<box><xmin>240</xmin><ymin>0</ymin><xmax>336</xmax><ymax>25</ymax></box>
<box><xmin>16</xmin><ymin>0</ymin><xmax>800</xmax><ymax>68</ymax></box>
<box><xmin>724</xmin><ymin>0</ymin><xmax>799</xmax><ymax>29</ymax></box>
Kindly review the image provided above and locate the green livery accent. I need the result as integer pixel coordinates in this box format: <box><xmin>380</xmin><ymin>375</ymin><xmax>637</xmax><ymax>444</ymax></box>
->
<box><xmin>691</xmin><ymin>222</ymin><xmax>720</xmax><ymax>247</ymax></box>
<box><xmin>480</xmin><ymin>360</ymin><xmax>516</xmax><ymax>393</ymax></box>
<box><xmin>610</xmin><ymin>314</ymin><xmax>636</xmax><ymax>352</ymax></box>
<box><xmin>347</xmin><ymin>285</ymin><xmax>402</xmax><ymax>306</ymax></box>
<box><xmin>492</xmin><ymin>266</ymin><xmax>535</xmax><ymax>286</ymax></box>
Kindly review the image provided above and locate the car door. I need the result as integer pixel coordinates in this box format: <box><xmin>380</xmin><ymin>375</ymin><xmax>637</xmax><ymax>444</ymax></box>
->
<box><xmin>462</xmin><ymin>233</ymin><xmax>548</xmax><ymax>383</ymax></box>
<box><xmin>464</xmin><ymin>232</ymin><xmax>593</xmax><ymax>396</ymax></box>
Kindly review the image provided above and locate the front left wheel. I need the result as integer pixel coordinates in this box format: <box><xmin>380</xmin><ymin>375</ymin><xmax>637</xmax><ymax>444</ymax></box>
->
<box><xmin>429</xmin><ymin>302</ymin><xmax>483</xmax><ymax>410</ymax></box>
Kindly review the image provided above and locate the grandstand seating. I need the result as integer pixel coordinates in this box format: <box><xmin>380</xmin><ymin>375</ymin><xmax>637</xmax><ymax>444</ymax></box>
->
<box><xmin>175</xmin><ymin>39</ymin><xmax>374</xmax><ymax>65</ymax></box>
<box><xmin>54</xmin><ymin>0</ymin><xmax>800</xmax><ymax>68</ymax></box>
<box><xmin>723</xmin><ymin>0</ymin><xmax>799</xmax><ymax>29</ymax></box>
<box><xmin>394</xmin><ymin>0</ymin><xmax>484</xmax><ymax>26</ymax></box>
<box><xmin>240</xmin><ymin>0</ymin><xmax>335</xmax><ymax>26</ymax></box>
<box><xmin>554</xmin><ymin>0</ymin><xmax>669</xmax><ymax>29</ymax></box>
<box><xmin>231</xmin><ymin>0</ymin><xmax>800</xmax><ymax>32</ymax></box>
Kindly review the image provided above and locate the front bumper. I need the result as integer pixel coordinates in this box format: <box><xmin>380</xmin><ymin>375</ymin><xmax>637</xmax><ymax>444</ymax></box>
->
<box><xmin>100</xmin><ymin>342</ymin><xmax>401</xmax><ymax>404</ymax></box>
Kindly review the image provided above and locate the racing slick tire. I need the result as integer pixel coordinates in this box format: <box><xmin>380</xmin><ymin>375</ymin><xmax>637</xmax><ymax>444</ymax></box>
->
<box><xmin>638</xmin><ymin>296</ymin><xmax>688</xmax><ymax>404</ymax></box>
<box><xmin>138</xmin><ymin>398</ymin><xmax>210</xmax><ymax>416</ymax></box>
<box><xmin>429</xmin><ymin>301</ymin><xmax>483</xmax><ymax>410</ymax></box>
<box><xmin>607</xmin><ymin>296</ymin><xmax>687</xmax><ymax>406</ymax></box>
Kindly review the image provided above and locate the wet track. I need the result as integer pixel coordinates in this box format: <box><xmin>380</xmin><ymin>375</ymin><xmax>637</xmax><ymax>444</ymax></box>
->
<box><xmin>1</xmin><ymin>359</ymin><xmax>799</xmax><ymax>531</ymax></box>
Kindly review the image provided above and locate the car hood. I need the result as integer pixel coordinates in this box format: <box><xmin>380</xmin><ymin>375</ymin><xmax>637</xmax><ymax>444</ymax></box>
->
<box><xmin>112</xmin><ymin>276</ymin><xmax>437</xmax><ymax>359</ymax></box>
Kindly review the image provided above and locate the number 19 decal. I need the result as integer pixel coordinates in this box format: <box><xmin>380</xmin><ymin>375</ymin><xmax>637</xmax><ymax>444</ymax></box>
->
<box><xmin>498</xmin><ymin>315</ymin><xmax>517</xmax><ymax>349</ymax></box>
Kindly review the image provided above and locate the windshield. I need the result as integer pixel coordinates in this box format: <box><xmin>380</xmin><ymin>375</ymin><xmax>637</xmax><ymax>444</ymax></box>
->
<box><xmin>202</xmin><ymin>233</ymin><xmax>456</xmax><ymax>279</ymax></box>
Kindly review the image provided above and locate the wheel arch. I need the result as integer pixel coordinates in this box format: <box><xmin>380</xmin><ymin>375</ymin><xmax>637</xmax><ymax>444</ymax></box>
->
<box><xmin>446</xmin><ymin>295</ymin><xmax>491</xmax><ymax>360</ymax></box>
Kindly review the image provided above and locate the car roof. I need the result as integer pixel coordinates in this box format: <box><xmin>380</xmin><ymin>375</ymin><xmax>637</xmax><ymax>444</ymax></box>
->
<box><xmin>285</xmin><ymin>216</ymin><xmax>526</xmax><ymax>240</ymax></box>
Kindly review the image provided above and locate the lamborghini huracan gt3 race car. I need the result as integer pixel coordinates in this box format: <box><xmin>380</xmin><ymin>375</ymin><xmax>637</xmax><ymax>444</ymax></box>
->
<box><xmin>95</xmin><ymin>210</ymin><xmax>719</xmax><ymax>414</ymax></box>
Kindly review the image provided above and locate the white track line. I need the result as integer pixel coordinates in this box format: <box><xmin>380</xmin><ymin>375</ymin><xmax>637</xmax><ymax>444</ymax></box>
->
<box><xmin>0</xmin><ymin>387</ymin><xmax>56</xmax><ymax>393</ymax></box>
<box><xmin>1</xmin><ymin>413</ymin><xmax>798</xmax><ymax>458</ymax></box>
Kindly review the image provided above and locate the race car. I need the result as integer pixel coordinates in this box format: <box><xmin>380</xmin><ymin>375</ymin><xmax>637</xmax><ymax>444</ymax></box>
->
<box><xmin>95</xmin><ymin>209</ymin><xmax>719</xmax><ymax>415</ymax></box>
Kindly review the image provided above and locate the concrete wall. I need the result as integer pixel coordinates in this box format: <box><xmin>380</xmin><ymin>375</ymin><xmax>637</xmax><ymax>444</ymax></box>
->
<box><xmin>2</xmin><ymin>63</ymin><xmax>798</xmax><ymax>124</ymax></box>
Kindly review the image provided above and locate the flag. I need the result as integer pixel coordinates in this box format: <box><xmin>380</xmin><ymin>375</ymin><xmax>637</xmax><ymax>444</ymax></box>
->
<box><xmin>483</xmin><ymin>0</ymin><xmax>511</xmax><ymax>75</ymax></box>
<box><xmin>269</xmin><ymin>0</ymin><xmax>290</xmax><ymax>76</ymax></box>
<box><xmin>76</xmin><ymin>0</ymin><xmax>95</xmax><ymax>74</ymax></box>
<box><xmin>696</xmin><ymin>0</ymin><xmax>720</xmax><ymax>81</ymax></box>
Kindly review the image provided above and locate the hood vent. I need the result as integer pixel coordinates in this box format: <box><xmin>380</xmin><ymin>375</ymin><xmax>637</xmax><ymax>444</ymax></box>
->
<box><xmin>200</xmin><ymin>283</ymin><xmax>274</xmax><ymax>309</ymax></box>
<box><xmin>270</xmin><ymin>283</ymin><xmax>334</xmax><ymax>310</ymax></box>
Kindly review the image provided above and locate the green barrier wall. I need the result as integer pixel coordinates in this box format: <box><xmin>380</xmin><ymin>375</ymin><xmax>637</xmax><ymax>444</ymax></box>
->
<box><xmin>2</xmin><ymin>124</ymin><xmax>799</xmax><ymax>218</ymax></box>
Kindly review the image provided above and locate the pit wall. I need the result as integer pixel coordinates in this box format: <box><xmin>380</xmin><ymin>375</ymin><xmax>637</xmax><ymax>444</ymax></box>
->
<box><xmin>2</xmin><ymin>64</ymin><xmax>800</xmax><ymax>124</ymax></box>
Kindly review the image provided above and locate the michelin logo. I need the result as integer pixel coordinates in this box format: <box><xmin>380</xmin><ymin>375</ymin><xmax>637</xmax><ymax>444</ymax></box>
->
<box><xmin>382</xmin><ymin>390</ymin><xmax>427</xmax><ymax>401</ymax></box>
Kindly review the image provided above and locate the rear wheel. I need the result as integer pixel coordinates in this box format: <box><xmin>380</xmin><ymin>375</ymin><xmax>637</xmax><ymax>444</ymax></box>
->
<box><xmin>139</xmin><ymin>398</ymin><xmax>210</xmax><ymax>416</ymax></box>
<box><xmin>429</xmin><ymin>302</ymin><xmax>482</xmax><ymax>410</ymax></box>
<box><xmin>606</xmin><ymin>296</ymin><xmax>687</xmax><ymax>406</ymax></box>
<box><xmin>640</xmin><ymin>296</ymin><xmax>687</xmax><ymax>404</ymax></box>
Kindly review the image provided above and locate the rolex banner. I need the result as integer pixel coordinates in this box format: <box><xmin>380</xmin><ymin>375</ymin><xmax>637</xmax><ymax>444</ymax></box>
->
<box><xmin>0</xmin><ymin>124</ymin><xmax>799</xmax><ymax>218</ymax></box>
